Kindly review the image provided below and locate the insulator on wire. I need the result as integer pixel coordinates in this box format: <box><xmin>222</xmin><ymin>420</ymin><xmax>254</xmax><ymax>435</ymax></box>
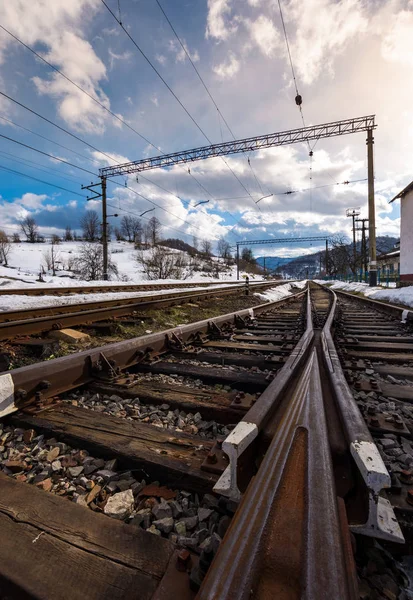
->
<box><xmin>295</xmin><ymin>94</ymin><xmax>302</xmax><ymax>106</ymax></box>
<box><xmin>309</xmin><ymin>150</ymin><xmax>313</xmax><ymax>157</ymax></box>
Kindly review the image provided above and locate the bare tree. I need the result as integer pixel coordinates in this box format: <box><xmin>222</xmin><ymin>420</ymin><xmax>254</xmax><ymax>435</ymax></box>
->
<box><xmin>144</xmin><ymin>216</ymin><xmax>161</xmax><ymax>246</ymax></box>
<box><xmin>136</xmin><ymin>246</ymin><xmax>188</xmax><ymax>280</ymax></box>
<box><xmin>114</xmin><ymin>227</ymin><xmax>124</xmax><ymax>241</ymax></box>
<box><xmin>12</xmin><ymin>233</ymin><xmax>20</xmax><ymax>243</ymax></box>
<box><xmin>51</xmin><ymin>234</ymin><xmax>61</xmax><ymax>245</ymax></box>
<box><xmin>201</xmin><ymin>239</ymin><xmax>212</xmax><ymax>257</ymax></box>
<box><xmin>0</xmin><ymin>230</ymin><xmax>12</xmax><ymax>266</ymax></box>
<box><xmin>120</xmin><ymin>216</ymin><xmax>142</xmax><ymax>243</ymax></box>
<box><xmin>74</xmin><ymin>243</ymin><xmax>118</xmax><ymax>281</ymax></box>
<box><xmin>64</xmin><ymin>226</ymin><xmax>73</xmax><ymax>241</ymax></box>
<box><xmin>42</xmin><ymin>238</ymin><xmax>61</xmax><ymax>275</ymax></box>
<box><xmin>20</xmin><ymin>216</ymin><xmax>38</xmax><ymax>243</ymax></box>
<box><xmin>80</xmin><ymin>210</ymin><xmax>100</xmax><ymax>242</ymax></box>
<box><xmin>217</xmin><ymin>237</ymin><xmax>231</xmax><ymax>262</ymax></box>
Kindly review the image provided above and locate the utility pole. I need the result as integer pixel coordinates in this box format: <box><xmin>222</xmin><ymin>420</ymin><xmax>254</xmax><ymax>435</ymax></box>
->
<box><xmin>263</xmin><ymin>257</ymin><xmax>266</xmax><ymax>278</ymax></box>
<box><xmin>346</xmin><ymin>208</ymin><xmax>360</xmax><ymax>277</ymax></box>
<box><xmin>101</xmin><ymin>176</ymin><xmax>108</xmax><ymax>281</ymax></box>
<box><xmin>355</xmin><ymin>218</ymin><xmax>369</xmax><ymax>282</ymax></box>
<box><xmin>82</xmin><ymin>177</ymin><xmax>116</xmax><ymax>282</ymax></box>
<box><xmin>367</xmin><ymin>128</ymin><xmax>377</xmax><ymax>286</ymax></box>
<box><xmin>236</xmin><ymin>244</ymin><xmax>240</xmax><ymax>280</ymax></box>
<box><xmin>325</xmin><ymin>239</ymin><xmax>329</xmax><ymax>276</ymax></box>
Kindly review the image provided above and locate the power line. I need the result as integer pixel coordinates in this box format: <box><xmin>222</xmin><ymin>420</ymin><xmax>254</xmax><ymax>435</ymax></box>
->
<box><xmin>155</xmin><ymin>0</ymin><xmax>235</xmax><ymax>140</ymax></box>
<box><xmin>0</xmin><ymin>113</ymin><xmax>96</xmax><ymax>165</ymax></box>
<box><xmin>0</xmin><ymin>30</ymin><xmax>244</xmax><ymax>233</ymax></box>
<box><xmin>100</xmin><ymin>0</ymin><xmax>260</xmax><ymax>211</ymax></box>
<box><xmin>0</xmin><ymin>24</ymin><xmax>156</xmax><ymax>150</ymax></box>
<box><xmin>0</xmin><ymin>132</ymin><xmax>97</xmax><ymax>176</ymax></box>
<box><xmin>0</xmin><ymin>98</ymin><xmax>224</xmax><ymax>237</ymax></box>
<box><xmin>0</xmin><ymin>164</ymin><xmax>88</xmax><ymax>197</ymax></box>
<box><xmin>0</xmin><ymin>149</ymin><xmax>83</xmax><ymax>184</ymax></box>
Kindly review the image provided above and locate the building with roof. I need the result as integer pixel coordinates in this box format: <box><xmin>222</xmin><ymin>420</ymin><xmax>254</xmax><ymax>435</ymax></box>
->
<box><xmin>390</xmin><ymin>182</ymin><xmax>413</xmax><ymax>285</ymax></box>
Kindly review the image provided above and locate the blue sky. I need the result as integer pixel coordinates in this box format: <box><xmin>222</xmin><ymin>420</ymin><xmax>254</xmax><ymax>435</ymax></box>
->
<box><xmin>0</xmin><ymin>0</ymin><xmax>409</xmax><ymax>256</ymax></box>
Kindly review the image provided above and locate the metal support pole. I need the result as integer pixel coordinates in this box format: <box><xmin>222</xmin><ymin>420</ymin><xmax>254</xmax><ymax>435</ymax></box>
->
<box><xmin>263</xmin><ymin>257</ymin><xmax>266</xmax><ymax>278</ymax></box>
<box><xmin>236</xmin><ymin>244</ymin><xmax>240</xmax><ymax>280</ymax></box>
<box><xmin>101</xmin><ymin>176</ymin><xmax>108</xmax><ymax>281</ymax></box>
<box><xmin>367</xmin><ymin>129</ymin><xmax>377</xmax><ymax>286</ymax></box>
<box><xmin>352</xmin><ymin>214</ymin><xmax>356</xmax><ymax>276</ymax></box>
<box><xmin>325</xmin><ymin>240</ymin><xmax>329</xmax><ymax>276</ymax></box>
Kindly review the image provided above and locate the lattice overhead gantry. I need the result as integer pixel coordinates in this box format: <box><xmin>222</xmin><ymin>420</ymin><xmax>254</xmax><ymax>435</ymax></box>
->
<box><xmin>86</xmin><ymin>115</ymin><xmax>377</xmax><ymax>285</ymax></box>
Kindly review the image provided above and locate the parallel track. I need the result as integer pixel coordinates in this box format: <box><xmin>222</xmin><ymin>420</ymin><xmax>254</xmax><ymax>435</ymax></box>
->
<box><xmin>0</xmin><ymin>282</ymin><xmax>409</xmax><ymax>599</ymax></box>
<box><xmin>0</xmin><ymin>281</ymin><xmax>276</xmax><ymax>340</ymax></box>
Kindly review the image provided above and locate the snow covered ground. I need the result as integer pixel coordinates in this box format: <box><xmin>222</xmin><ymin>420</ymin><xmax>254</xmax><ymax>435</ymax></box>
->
<box><xmin>0</xmin><ymin>241</ymin><xmax>262</xmax><ymax>289</ymax></box>
<box><xmin>0</xmin><ymin>283</ymin><xmax>255</xmax><ymax>312</ymax></box>
<box><xmin>315</xmin><ymin>280</ymin><xmax>413</xmax><ymax>309</ymax></box>
<box><xmin>254</xmin><ymin>282</ymin><xmax>304</xmax><ymax>303</ymax></box>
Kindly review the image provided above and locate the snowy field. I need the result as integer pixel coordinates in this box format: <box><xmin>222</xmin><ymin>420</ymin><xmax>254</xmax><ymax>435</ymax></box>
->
<box><xmin>0</xmin><ymin>241</ymin><xmax>262</xmax><ymax>289</ymax></box>
<box><xmin>316</xmin><ymin>280</ymin><xmax>413</xmax><ymax>309</ymax></box>
<box><xmin>254</xmin><ymin>280</ymin><xmax>307</xmax><ymax>303</ymax></box>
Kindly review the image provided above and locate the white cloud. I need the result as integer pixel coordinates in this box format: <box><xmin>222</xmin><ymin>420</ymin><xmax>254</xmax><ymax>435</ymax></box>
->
<box><xmin>246</xmin><ymin>14</ymin><xmax>281</xmax><ymax>57</ymax></box>
<box><xmin>206</xmin><ymin>0</ymin><xmax>238</xmax><ymax>41</ymax></box>
<box><xmin>168</xmin><ymin>39</ymin><xmax>200</xmax><ymax>63</ymax></box>
<box><xmin>381</xmin><ymin>9</ymin><xmax>413</xmax><ymax>66</ymax></box>
<box><xmin>213</xmin><ymin>52</ymin><xmax>240</xmax><ymax>79</ymax></box>
<box><xmin>0</xmin><ymin>0</ymin><xmax>115</xmax><ymax>133</ymax></box>
<box><xmin>286</xmin><ymin>0</ymin><xmax>368</xmax><ymax>84</ymax></box>
<box><xmin>155</xmin><ymin>53</ymin><xmax>167</xmax><ymax>65</ymax></box>
<box><xmin>108</xmin><ymin>48</ymin><xmax>132</xmax><ymax>70</ymax></box>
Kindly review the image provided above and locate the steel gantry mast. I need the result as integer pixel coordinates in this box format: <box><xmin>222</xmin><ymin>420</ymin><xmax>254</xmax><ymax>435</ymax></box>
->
<box><xmin>95</xmin><ymin>115</ymin><xmax>378</xmax><ymax>285</ymax></box>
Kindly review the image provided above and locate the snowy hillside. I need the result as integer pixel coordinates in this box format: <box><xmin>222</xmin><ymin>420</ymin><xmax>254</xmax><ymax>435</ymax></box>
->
<box><xmin>0</xmin><ymin>241</ymin><xmax>263</xmax><ymax>288</ymax></box>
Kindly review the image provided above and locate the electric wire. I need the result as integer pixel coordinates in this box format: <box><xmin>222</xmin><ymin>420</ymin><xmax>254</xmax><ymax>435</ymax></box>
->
<box><xmin>0</xmin><ymin>132</ymin><xmax>97</xmax><ymax>176</ymax></box>
<box><xmin>0</xmin><ymin>95</ymin><xmax>225</xmax><ymax>236</ymax></box>
<box><xmin>155</xmin><ymin>0</ymin><xmax>268</xmax><ymax>204</ymax></box>
<box><xmin>0</xmin><ymin>164</ymin><xmax>88</xmax><ymax>197</ymax></box>
<box><xmin>0</xmin><ymin>148</ymin><xmax>84</xmax><ymax>184</ymax></box>
<box><xmin>0</xmin><ymin>28</ymin><xmax>245</xmax><ymax>233</ymax></box>
<box><xmin>100</xmin><ymin>0</ymin><xmax>261</xmax><ymax>211</ymax></box>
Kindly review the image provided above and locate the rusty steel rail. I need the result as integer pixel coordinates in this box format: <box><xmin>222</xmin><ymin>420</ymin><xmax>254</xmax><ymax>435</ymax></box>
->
<box><xmin>198</xmin><ymin>349</ymin><xmax>357</xmax><ymax>600</ymax></box>
<box><xmin>214</xmin><ymin>286</ymin><xmax>313</xmax><ymax>499</ymax></box>
<box><xmin>0</xmin><ymin>281</ymin><xmax>278</xmax><ymax>340</ymax></box>
<box><xmin>320</xmin><ymin>283</ymin><xmax>404</xmax><ymax>543</ymax></box>
<box><xmin>331</xmin><ymin>286</ymin><xmax>413</xmax><ymax>322</ymax></box>
<box><xmin>0</xmin><ymin>279</ymin><xmax>259</xmax><ymax>296</ymax></box>
<box><xmin>0</xmin><ymin>289</ymin><xmax>306</xmax><ymax>417</ymax></box>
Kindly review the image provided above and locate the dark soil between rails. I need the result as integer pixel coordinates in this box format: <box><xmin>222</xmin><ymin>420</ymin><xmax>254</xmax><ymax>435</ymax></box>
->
<box><xmin>3</xmin><ymin>291</ymin><xmax>277</xmax><ymax>370</ymax></box>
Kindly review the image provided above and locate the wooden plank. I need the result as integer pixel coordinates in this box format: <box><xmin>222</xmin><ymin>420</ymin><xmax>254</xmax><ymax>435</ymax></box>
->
<box><xmin>346</xmin><ymin>350</ymin><xmax>413</xmax><ymax>363</ymax></box>
<box><xmin>132</xmin><ymin>362</ymin><xmax>270</xmax><ymax>390</ymax></box>
<box><xmin>170</xmin><ymin>351</ymin><xmax>285</xmax><ymax>370</ymax></box>
<box><xmin>342</xmin><ymin>341</ymin><xmax>413</xmax><ymax>352</ymax></box>
<box><xmin>11</xmin><ymin>405</ymin><xmax>218</xmax><ymax>493</ymax></box>
<box><xmin>0</xmin><ymin>473</ymin><xmax>174</xmax><ymax>600</ymax></box>
<box><xmin>89</xmin><ymin>380</ymin><xmax>248</xmax><ymax>423</ymax></box>
<box><xmin>233</xmin><ymin>335</ymin><xmax>287</xmax><ymax>344</ymax></box>
<box><xmin>203</xmin><ymin>341</ymin><xmax>293</xmax><ymax>354</ymax></box>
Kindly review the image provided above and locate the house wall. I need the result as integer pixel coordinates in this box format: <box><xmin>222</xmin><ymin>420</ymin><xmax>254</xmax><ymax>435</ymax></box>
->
<box><xmin>400</xmin><ymin>190</ymin><xmax>413</xmax><ymax>282</ymax></box>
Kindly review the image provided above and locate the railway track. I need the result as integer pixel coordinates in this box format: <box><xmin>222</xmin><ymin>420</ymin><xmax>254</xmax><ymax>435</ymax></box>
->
<box><xmin>0</xmin><ymin>281</ymin><xmax>276</xmax><ymax>341</ymax></box>
<box><xmin>0</xmin><ymin>281</ymin><xmax>409</xmax><ymax>599</ymax></box>
<box><xmin>0</xmin><ymin>279</ymin><xmax>253</xmax><ymax>297</ymax></box>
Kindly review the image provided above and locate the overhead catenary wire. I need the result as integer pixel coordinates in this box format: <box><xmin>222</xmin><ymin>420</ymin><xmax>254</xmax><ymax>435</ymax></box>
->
<box><xmin>100</xmin><ymin>0</ymin><xmax>261</xmax><ymax>212</ymax></box>
<box><xmin>0</xmin><ymin>94</ymin><xmax>227</xmax><ymax>237</ymax></box>
<box><xmin>0</xmin><ymin>27</ymin><xmax>244</xmax><ymax>233</ymax></box>
<box><xmin>0</xmin><ymin>148</ymin><xmax>84</xmax><ymax>184</ymax></box>
<box><xmin>0</xmin><ymin>164</ymin><xmax>88</xmax><ymax>197</ymax></box>
<box><xmin>155</xmin><ymin>0</ymin><xmax>268</xmax><ymax>204</ymax></box>
<box><xmin>0</xmin><ymin>132</ymin><xmax>97</xmax><ymax>177</ymax></box>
